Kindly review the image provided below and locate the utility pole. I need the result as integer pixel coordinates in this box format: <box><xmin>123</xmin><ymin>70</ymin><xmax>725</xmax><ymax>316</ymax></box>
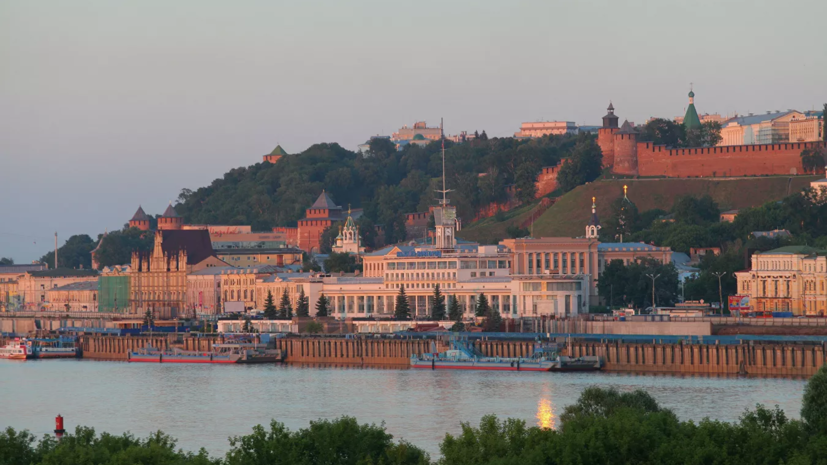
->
<box><xmin>54</xmin><ymin>232</ymin><xmax>58</xmax><ymax>269</ymax></box>
<box><xmin>645</xmin><ymin>273</ymin><xmax>661</xmax><ymax>313</ymax></box>
<box><xmin>712</xmin><ymin>272</ymin><xmax>726</xmax><ymax>315</ymax></box>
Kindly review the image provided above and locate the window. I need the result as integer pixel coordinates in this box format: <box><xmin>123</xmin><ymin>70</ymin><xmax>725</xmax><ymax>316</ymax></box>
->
<box><xmin>471</xmin><ymin>272</ymin><xmax>477</xmax><ymax>278</ymax></box>
<box><xmin>547</xmin><ymin>282</ymin><xmax>582</xmax><ymax>291</ymax></box>
<box><xmin>438</xmin><ymin>261</ymin><xmax>447</xmax><ymax>269</ymax></box>
<box><xmin>498</xmin><ymin>260</ymin><xmax>507</xmax><ymax>269</ymax></box>
<box><xmin>387</xmin><ymin>262</ymin><xmax>396</xmax><ymax>270</ymax></box>
<box><xmin>461</xmin><ymin>261</ymin><xmax>477</xmax><ymax>269</ymax></box>
<box><xmin>447</xmin><ymin>261</ymin><xmax>457</xmax><ymax>269</ymax></box>
<box><xmin>523</xmin><ymin>282</ymin><xmax>542</xmax><ymax>291</ymax></box>
<box><xmin>417</xmin><ymin>262</ymin><xmax>426</xmax><ymax>270</ymax></box>
<box><xmin>427</xmin><ymin>261</ymin><xmax>437</xmax><ymax>269</ymax></box>
<box><xmin>488</xmin><ymin>260</ymin><xmax>497</xmax><ymax>269</ymax></box>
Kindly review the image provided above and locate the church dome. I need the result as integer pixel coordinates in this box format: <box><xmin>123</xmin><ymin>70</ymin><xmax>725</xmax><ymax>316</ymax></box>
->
<box><xmin>412</xmin><ymin>134</ymin><xmax>426</xmax><ymax>140</ymax></box>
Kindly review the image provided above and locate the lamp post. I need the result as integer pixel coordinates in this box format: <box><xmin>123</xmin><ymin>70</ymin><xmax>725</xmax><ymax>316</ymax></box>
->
<box><xmin>645</xmin><ymin>273</ymin><xmax>661</xmax><ymax>313</ymax></box>
<box><xmin>712</xmin><ymin>272</ymin><xmax>726</xmax><ymax>315</ymax></box>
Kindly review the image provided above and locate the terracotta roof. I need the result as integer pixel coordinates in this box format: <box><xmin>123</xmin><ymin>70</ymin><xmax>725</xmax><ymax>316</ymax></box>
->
<box><xmin>131</xmin><ymin>206</ymin><xmax>150</xmax><ymax>222</ymax></box>
<box><xmin>311</xmin><ymin>192</ymin><xmax>341</xmax><ymax>210</ymax></box>
<box><xmin>162</xmin><ymin>204</ymin><xmax>179</xmax><ymax>218</ymax></box>
<box><xmin>159</xmin><ymin>230</ymin><xmax>215</xmax><ymax>265</ymax></box>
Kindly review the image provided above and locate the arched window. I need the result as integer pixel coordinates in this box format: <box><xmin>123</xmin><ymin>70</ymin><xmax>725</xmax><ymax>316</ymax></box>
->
<box><xmin>251</xmin><ymin>290</ymin><xmax>254</xmax><ymax>301</ymax></box>
<box><xmin>244</xmin><ymin>290</ymin><xmax>248</xmax><ymax>300</ymax></box>
<box><xmin>231</xmin><ymin>290</ymin><xmax>235</xmax><ymax>300</ymax></box>
<box><xmin>224</xmin><ymin>290</ymin><xmax>228</xmax><ymax>301</ymax></box>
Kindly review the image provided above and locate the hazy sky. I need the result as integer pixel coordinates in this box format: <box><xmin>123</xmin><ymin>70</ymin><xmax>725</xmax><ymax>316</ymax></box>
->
<box><xmin>2</xmin><ymin>0</ymin><xmax>826</xmax><ymax>263</ymax></box>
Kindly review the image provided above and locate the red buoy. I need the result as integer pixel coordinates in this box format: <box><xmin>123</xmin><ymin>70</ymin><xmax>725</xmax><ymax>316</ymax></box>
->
<box><xmin>54</xmin><ymin>414</ymin><xmax>65</xmax><ymax>438</ymax></box>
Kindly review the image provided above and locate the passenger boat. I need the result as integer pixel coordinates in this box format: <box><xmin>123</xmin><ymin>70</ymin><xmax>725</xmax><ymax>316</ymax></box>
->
<box><xmin>410</xmin><ymin>340</ymin><xmax>602</xmax><ymax>372</ymax></box>
<box><xmin>32</xmin><ymin>338</ymin><xmax>78</xmax><ymax>359</ymax></box>
<box><xmin>0</xmin><ymin>339</ymin><xmax>33</xmax><ymax>360</ymax></box>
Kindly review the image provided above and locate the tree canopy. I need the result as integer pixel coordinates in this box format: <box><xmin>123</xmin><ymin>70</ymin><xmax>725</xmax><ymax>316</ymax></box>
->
<box><xmin>38</xmin><ymin>234</ymin><xmax>95</xmax><ymax>270</ymax></box>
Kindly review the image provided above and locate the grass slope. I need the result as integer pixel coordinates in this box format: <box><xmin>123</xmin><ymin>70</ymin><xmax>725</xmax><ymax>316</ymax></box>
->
<box><xmin>460</xmin><ymin>176</ymin><xmax>820</xmax><ymax>242</ymax></box>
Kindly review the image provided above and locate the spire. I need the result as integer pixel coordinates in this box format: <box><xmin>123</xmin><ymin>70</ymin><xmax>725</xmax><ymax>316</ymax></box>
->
<box><xmin>586</xmin><ymin>197</ymin><xmax>601</xmax><ymax>238</ymax></box>
<box><xmin>683</xmin><ymin>85</ymin><xmax>701</xmax><ymax>131</ymax></box>
<box><xmin>162</xmin><ymin>203</ymin><xmax>179</xmax><ymax>218</ymax></box>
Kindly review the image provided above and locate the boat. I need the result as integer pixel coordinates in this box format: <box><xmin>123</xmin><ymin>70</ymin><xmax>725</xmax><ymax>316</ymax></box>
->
<box><xmin>0</xmin><ymin>339</ymin><xmax>34</xmax><ymax>360</ymax></box>
<box><xmin>212</xmin><ymin>343</ymin><xmax>285</xmax><ymax>364</ymax></box>
<box><xmin>32</xmin><ymin>338</ymin><xmax>79</xmax><ymax>359</ymax></box>
<box><xmin>410</xmin><ymin>339</ymin><xmax>603</xmax><ymax>372</ymax></box>
<box><xmin>128</xmin><ymin>346</ymin><xmax>242</xmax><ymax>364</ymax></box>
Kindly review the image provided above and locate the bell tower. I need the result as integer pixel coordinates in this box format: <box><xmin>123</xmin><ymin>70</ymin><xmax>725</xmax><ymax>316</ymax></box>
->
<box><xmin>586</xmin><ymin>197</ymin><xmax>601</xmax><ymax>239</ymax></box>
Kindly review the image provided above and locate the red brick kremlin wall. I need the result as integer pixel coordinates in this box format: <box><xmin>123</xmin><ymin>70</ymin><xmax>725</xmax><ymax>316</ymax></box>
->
<box><xmin>636</xmin><ymin>141</ymin><xmax>824</xmax><ymax>177</ymax></box>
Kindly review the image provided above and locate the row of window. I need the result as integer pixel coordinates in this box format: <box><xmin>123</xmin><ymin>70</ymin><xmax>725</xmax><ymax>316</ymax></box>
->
<box><xmin>386</xmin><ymin>272</ymin><xmax>457</xmax><ymax>281</ymax></box>
<box><xmin>521</xmin><ymin>282</ymin><xmax>583</xmax><ymax>292</ymax></box>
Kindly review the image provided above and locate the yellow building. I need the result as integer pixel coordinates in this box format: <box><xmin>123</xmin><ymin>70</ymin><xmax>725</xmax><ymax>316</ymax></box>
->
<box><xmin>220</xmin><ymin>266</ymin><xmax>281</xmax><ymax>312</ymax></box>
<box><xmin>16</xmin><ymin>269</ymin><xmax>99</xmax><ymax>311</ymax></box>
<box><xmin>130</xmin><ymin>230</ymin><xmax>224</xmax><ymax>319</ymax></box>
<box><xmin>735</xmin><ymin>246</ymin><xmax>827</xmax><ymax>316</ymax></box>
<box><xmin>45</xmin><ymin>281</ymin><xmax>99</xmax><ymax>312</ymax></box>
<box><xmin>514</xmin><ymin>121</ymin><xmax>577</xmax><ymax>138</ymax></box>
<box><xmin>0</xmin><ymin>264</ymin><xmax>47</xmax><ymax>311</ymax></box>
<box><xmin>789</xmin><ymin>112</ymin><xmax>824</xmax><ymax>143</ymax></box>
<box><xmin>214</xmin><ymin>248</ymin><xmax>302</xmax><ymax>268</ymax></box>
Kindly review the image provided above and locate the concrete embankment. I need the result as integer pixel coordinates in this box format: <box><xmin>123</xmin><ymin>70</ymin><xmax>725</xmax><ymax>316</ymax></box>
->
<box><xmin>76</xmin><ymin>335</ymin><xmax>826</xmax><ymax>376</ymax></box>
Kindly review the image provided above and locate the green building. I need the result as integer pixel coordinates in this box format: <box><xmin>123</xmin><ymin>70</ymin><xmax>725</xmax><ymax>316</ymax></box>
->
<box><xmin>99</xmin><ymin>275</ymin><xmax>130</xmax><ymax>313</ymax></box>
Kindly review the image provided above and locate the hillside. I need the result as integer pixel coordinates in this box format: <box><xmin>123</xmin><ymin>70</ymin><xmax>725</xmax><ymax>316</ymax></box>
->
<box><xmin>459</xmin><ymin>176</ymin><xmax>820</xmax><ymax>242</ymax></box>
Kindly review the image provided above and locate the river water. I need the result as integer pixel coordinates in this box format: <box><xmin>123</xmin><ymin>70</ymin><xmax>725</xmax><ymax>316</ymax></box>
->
<box><xmin>0</xmin><ymin>360</ymin><xmax>807</xmax><ymax>458</ymax></box>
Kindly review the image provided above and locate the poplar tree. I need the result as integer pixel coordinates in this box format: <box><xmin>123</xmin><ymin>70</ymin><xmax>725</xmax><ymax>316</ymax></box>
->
<box><xmin>263</xmin><ymin>290</ymin><xmax>277</xmax><ymax>320</ymax></box>
<box><xmin>431</xmin><ymin>285</ymin><xmax>446</xmax><ymax>321</ymax></box>
<box><xmin>395</xmin><ymin>287</ymin><xmax>411</xmax><ymax>320</ymax></box>
<box><xmin>278</xmin><ymin>289</ymin><xmax>293</xmax><ymax>319</ymax></box>
<box><xmin>475</xmin><ymin>293</ymin><xmax>490</xmax><ymax>317</ymax></box>
<box><xmin>315</xmin><ymin>294</ymin><xmax>329</xmax><ymax>317</ymax></box>
<box><xmin>296</xmin><ymin>288</ymin><xmax>310</xmax><ymax>317</ymax></box>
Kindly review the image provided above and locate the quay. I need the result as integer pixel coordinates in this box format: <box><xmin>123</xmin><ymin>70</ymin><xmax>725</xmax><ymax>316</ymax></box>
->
<box><xmin>70</xmin><ymin>333</ymin><xmax>827</xmax><ymax>376</ymax></box>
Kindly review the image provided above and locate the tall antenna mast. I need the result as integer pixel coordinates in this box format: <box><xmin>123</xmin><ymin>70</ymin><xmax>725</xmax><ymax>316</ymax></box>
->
<box><xmin>436</xmin><ymin>117</ymin><xmax>452</xmax><ymax>205</ymax></box>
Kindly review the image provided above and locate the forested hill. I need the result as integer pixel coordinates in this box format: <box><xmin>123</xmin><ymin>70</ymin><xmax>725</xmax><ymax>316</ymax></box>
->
<box><xmin>174</xmin><ymin>134</ymin><xmax>587</xmax><ymax>240</ymax></box>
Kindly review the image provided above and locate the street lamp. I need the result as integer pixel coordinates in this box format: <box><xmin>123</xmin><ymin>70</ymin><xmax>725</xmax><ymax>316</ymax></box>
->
<box><xmin>645</xmin><ymin>273</ymin><xmax>661</xmax><ymax>313</ymax></box>
<box><xmin>712</xmin><ymin>272</ymin><xmax>726</xmax><ymax>316</ymax></box>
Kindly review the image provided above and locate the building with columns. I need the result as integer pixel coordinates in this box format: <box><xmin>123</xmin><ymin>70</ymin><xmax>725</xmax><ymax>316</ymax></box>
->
<box><xmin>735</xmin><ymin>246</ymin><xmax>827</xmax><ymax>316</ymax></box>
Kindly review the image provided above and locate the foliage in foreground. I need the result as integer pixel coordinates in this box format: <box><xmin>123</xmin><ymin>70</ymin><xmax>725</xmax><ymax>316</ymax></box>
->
<box><xmin>4</xmin><ymin>366</ymin><xmax>827</xmax><ymax>464</ymax></box>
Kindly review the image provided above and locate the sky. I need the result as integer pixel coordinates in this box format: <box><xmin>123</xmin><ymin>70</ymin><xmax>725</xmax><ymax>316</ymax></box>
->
<box><xmin>1</xmin><ymin>0</ymin><xmax>826</xmax><ymax>263</ymax></box>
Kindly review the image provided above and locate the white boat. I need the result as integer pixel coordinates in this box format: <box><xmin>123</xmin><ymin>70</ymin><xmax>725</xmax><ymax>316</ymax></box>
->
<box><xmin>0</xmin><ymin>339</ymin><xmax>33</xmax><ymax>360</ymax></box>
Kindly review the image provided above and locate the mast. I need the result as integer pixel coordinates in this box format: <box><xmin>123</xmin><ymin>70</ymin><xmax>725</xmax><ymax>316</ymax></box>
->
<box><xmin>54</xmin><ymin>232</ymin><xmax>58</xmax><ymax>269</ymax></box>
<box><xmin>436</xmin><ymin>117</ymin><xmax>452</xmax><ymax>206</ymax></box>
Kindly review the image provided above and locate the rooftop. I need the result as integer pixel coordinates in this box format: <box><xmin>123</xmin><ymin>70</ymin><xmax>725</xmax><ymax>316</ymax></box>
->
<box><xmin>724</xmin><ymin>111</ymin><xmax>794</xmax><ymax>127</ymax></box>
<box><xmin>310</xmin><ymin>192</ymin><xmax>341</xmax><ymax>210</ymax></box>
<box><xmin>51</xmin><ymin>281</ymin><xmax>99</xmax><ymax>292</ymax></box>
<box><xmin>29</xmin><ymin>268</ymin><xmax>99</xmax><ymax>278</ymax></box>
<box><xmin>162</xmin><ymin>204</ymin><xmax>179</xmax><ymax>218</ymax></box>
<box><xmin>597</xmin><ymin>242</ymin><xmax>666</xmax><ymax>252</ymax></box>
<box><xmin>0</xmin><ymin>264</ymin><xmax>48</xmax><ymax>275</ymax></box>
<box><xmin>189</xmin><ymin>266</ymin><xmax>239</xmax><ymax>276</ymax></box>
<box><xmin>130</xmin><ymin>206</ymin><xmax>150</xmax><ymax>222</ymax></box>
<box><xmin>214</xmin><ymin>247</ymin><xmax>303</xmax><ymax>255</ymax></box>
<box><xmin>158</xmin><ymin>230</ymin><xmax>215</xmax><ymax>265</ymax></box>
<box><xmin>759</xmin><ymin>245</ymin><xmax>826</xmax><ymax>256</ymax></box>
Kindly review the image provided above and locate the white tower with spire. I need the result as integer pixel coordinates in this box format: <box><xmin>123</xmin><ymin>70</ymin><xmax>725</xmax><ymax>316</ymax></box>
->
<box><xmin>332</xmin><ymin>206</ymin><xmax>365</xmax><ymax>254</ymax></box>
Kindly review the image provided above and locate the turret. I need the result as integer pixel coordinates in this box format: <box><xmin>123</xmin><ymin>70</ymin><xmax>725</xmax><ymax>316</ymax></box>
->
<box><xmin>157</xmin><ymin>203</ymin><xmax>183</xmax><ymax>230</ymax></box>
<box><xmin>598</xmin><ymin>102</ymin><xmax>620</xmax><ymax>167</ymax></box>
<box><xmin>612</xmin><ymin>120</ymin><xmax>639</xmax><ymax>176</ymax></box>
<box><xmin>129</xmin><ymin>206</ymin><xmax>151</xmax><ymax>231</ymax></box>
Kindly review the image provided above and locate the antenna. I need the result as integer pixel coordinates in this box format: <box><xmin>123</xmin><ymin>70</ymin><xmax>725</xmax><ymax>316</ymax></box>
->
<box><xmin>436</xmin><ymin>117</ymin><xmax>452</xmax><ymax>206</ymax></box>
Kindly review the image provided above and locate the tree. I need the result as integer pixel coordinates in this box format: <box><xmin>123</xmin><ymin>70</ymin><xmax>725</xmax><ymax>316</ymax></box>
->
<box><xmin>638</xmin><ymin>118</ymin><xmax>684</xmax><ymax>147</ymax></box>
<box><xmin>92</xmin><ymin>227</ymin><xmax>154</xmax><ymax>269</ymax></box>
<box><xmin>802</xmin><ymin>365</ymin><xmax>827</xmax><ymax>434</ymax></box>
<box><xmin>296</xmin><ymin>288</ymin><xmax>309</xmax><ymax>317</ymax></box>
<box><xmin>394</xmin><ymin>287</ymin><xmax>411</xmax><ymax>320</ymax></box>
<box><xmin>514</xmin><ymin>162</ymin><xmax>539</xmax><ymax>204</ymax></box>
<box><xmin>242</xmin><ymin>315</ymin><xmax>254</xmax><ymax>333</ymax></box>
<box><xmin>447</xmin><ymin>295</ymin><xmax>462</xmax><ymax>322</ymax></box>
<box><xmin>278</xmin><ymin>289</ymin><xmax>293</xmax><ymax>319</ymax></box>
<box><xmin>601</xmin><ymin>197</ymin><xmax>640</xmax><ymax>242</ymax></box>
<box><xmin>305</xmin><ymin>321</ymin><xmax>324</xmax><ymax>334</ymax></box>
<box><xmin>315</xmin><ymin>294</ymin><xmax>329</xmax><ymax>317</ymax></box>
<box><xmin>505</xmin><ymin>225</ymin><xmax>530</xmax><ymax>238</ymax></box>
<box><xmin>143</xmin><ymin>309</ymin><xmax>154</xmax><ymax>328</ymax></box>
<box><xmin>475</xmin><ymin>294</ymin><xmax>490</xmax><ymax>317</ymax></box>
<box><xmin>263</xmin><ymin>290</ymin><xmax>277</xmax><ymax>319</ymax></box>
<box><xmin>323</xmin><ymin>252</ymin><xmax>359</xmax><ymax>273</ymax></box>
<box><xmin>801</xmin><ymin>147</ymin><xmax>826</xmax><ymax>174</ymax></box>
<box><xmin>699</xmin><ymin>121</ymin><xmax>723</xmax><ymax>147</ymax></box>
<box><xmin>556</xmin><ymin>136</ymin><xmax>603</xmax><ymax>193</ymax></box>
<box><xmin>0</xmin><ymin>257</ymin><xmax>13</xmax><ymax>265</ymax></box>
<box><xmin>39</xmin><ymin>234</ymin><xmax>95</xmax><ymax>269</ymax></box>
<box><xmin>430</xmin><ymin>285</ymin><xmax>446</xmax><ymax>320</ymax></box>
<box><xmin>301</xmin><ymin>253</ymin><xmax>321</xmax><ymax>272</ymax></box>
<box><xmin>671</xmin><ymin>195</ymin><xmax>720</xmax><ymax>225</ymax></box>
<box><xmin>483</xmin><ymin>306</ymin><xmax>502</xmax><ymax>332</ymax></box>
<box><xmin>598</xmin><ymin>258</ymin><xmax>679</xmax><ymax>309</ymax></box>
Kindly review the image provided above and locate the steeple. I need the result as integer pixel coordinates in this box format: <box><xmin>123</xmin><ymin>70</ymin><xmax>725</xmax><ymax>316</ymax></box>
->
<box><xmin>602</xmin><ymin>101</ymin><xmax>619</xmax><ymax>129</ymax></box>
<box><xmin>586</xmin><ymin>197</ymin><xmax>601</xmax><ymax>239</ymax></box>
<box><xmin>683</xmin><ymin>85</ymin><xmax>702</xmax><ymax>131</ymax></box>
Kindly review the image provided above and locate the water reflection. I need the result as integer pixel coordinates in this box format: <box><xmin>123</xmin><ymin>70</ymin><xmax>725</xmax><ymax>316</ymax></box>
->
<box><xmin>536</xmin><ymin>398</ymin><xmax>555</xmax><ymax>429</ymax></box>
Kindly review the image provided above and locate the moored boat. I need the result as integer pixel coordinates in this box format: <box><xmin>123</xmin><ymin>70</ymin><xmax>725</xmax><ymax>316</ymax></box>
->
<box><xmin>0</xmin><ymin>339</ymin><xmax>34</xmax><ymax>360</ymax></box>
<box><xmin>32</xmin><ymin>338</ymin><xmax>78</xmax><ymax>359</ymax></box>
<box><xmin>128</xmin><ymin>346</ymin><xmax>242</xmax><ymax>364</ymax></box>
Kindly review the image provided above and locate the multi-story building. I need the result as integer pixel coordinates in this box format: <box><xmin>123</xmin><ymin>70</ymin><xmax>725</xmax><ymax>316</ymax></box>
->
<box><xmin>16</xmin><ymin>269</ymin><xmax>99</xmax><ymax>311</ymax></box>
<box><xmin>129</xmin><ymin>230</ymin><xmax>223</xmax><ymax>319</ymax></box>
<box><xmin>99</xmin><ymin>265</ymin><xmax>131</xmax><ymax>313</ymax></box>
<box><xmin>215</xmin><ymin>248</ymin><xmax>303</xmax><ymax>268</ymax></box>
<box><xmin>391</xmin><ymin>121</ymin><xmax>442</xmax><ymax>143</ymax></box>
<box><xmin>0</xmin><ymin>264</ymin><xmax>47</xmax><ymax>311</ymax></box>
<box><xmin>186</xmin><ymin>266</ymin><xmax>234</xmax><ymax>315</ymax></box>
<box><xmin>735</xmin><ymin>245</ymin><xmax>827</xmax><ymax>316</ymax></box>
<box><xmin>719</xmin><ymin>111</ymin><xmax>805</xmax><ymax>146</ymax></box>
<box><xmin>789</xmin><ymin>111</ymin><xmax>824</xmax><ymax>143</ymax></box>
<box><xmin>45</xmin><ymin>281</ymin><xmax>99</xmax><ymax>312</ymax></box>
<box><xmin>514</xmin><ymin>121</ymin><xmax>577</xmax><ymax>139</ymax></box>
<box><xmin>220</xmin><ymin>266</ymin><xmax>280</xmax><ymax>312</ymax></box>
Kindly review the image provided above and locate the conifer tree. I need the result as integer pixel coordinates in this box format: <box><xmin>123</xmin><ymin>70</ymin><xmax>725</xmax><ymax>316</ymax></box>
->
<box><xmin>315</xmin><ymin>294</ymin><xmax>329</xmax><ymax>317</ymax></box>
<box><xmin>263</xmin><ymin>290</ymin><xmax>277</xmax><ymax>319</ymax></box>
<box><xmin>296</xmin><ymin>288</ymin><xmax>310</xmax><ymax>317</ymax></box>
<box><xmin>447</xmin><ymin>295</ymin><xmax>462</xmax><ymax>322</ymax></box>
<box><xmin>484</xmin><ymin>306</ymin><xmax>503</xmax><ymax>332</ymax></box>
<box><xmin>395</xmin><ymin>286</ymin><xmax>411</xmax><ymax>320</ymax></box>
<box><xmin>475</xmin><ymin>293</ymin><xmax>490</xmax><ymax>317</ymax></box>
<box><xmin>431</xmin><ymin>284</ymin><xmax>446</xmax><ymax>320</ymax></box>
<box><xmin>278</xmin><ymin>289</ymin><xmax>293</xmax><ymax>319</ymax></box>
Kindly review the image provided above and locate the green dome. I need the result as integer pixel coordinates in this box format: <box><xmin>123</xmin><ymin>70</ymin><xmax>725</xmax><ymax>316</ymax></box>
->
<box><xmin>412</xmin><ymin>134</ymin><xmax>426</xmax><ymax>140</ymax></box>
<box><xmin>688</xmin><ymin>90</ymin><xmax>695</xmax><ymax>98</ymax></box>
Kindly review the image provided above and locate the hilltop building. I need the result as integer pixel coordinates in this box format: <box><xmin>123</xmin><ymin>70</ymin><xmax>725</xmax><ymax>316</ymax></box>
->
<box><xmin>719</xmin><ymin>110</ymin><xmax>805</xmax><ymax>146</ymax></box>
<box><xmin>789</xmin><ymin>111</ymin><xmax>824</xmax><ymax>143</ymax></box>
<box><xmin>332</xmin><ymin>208</ymin><xmax>365</xmax><ymax>255</ymax></box>
<box><xmin>263</xmin><ymin>145</ymin><xmax>289</xmax><ymax>164</ymax></box>
<box><xmin>514</xmin><ymin>121</ymin><xmax>577</xmax><ymax>139</ymax></box>
<box><xmin>392</xmin><ymin>121</ymin><xmax>442</xmax><ymax>143</ymax></box>
<box><xmin>129</xmin><ymin>206</ymin><xmax>151</xmax><ymax>231</ymax></box>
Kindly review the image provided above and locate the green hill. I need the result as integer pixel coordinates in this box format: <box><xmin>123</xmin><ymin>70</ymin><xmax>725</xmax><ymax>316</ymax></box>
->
<box><xmin>459</xmin><ymin>176</ymin><xmax>820</xmax><ymax>242</ymax></box>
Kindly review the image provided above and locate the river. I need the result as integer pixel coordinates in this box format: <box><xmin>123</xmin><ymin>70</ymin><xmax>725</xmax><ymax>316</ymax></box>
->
<box><xmin>0</xmin><ymin>360</ymin><xmax>807</xmax><ymax>458</ymax></box>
